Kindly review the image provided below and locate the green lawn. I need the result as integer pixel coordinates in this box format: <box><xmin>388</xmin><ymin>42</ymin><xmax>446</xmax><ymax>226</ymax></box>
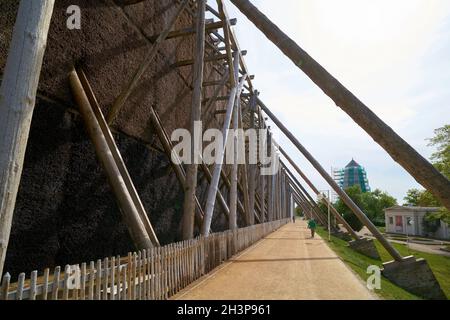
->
<box><xmin>316</xmin><ymin>227</ymin><xmax>450</xmax><ymax>300</ymax></box>
<box><xmin>377</xmin><ymin>226</ymin><xmax>386</xmax><ymax>234</ymax></box>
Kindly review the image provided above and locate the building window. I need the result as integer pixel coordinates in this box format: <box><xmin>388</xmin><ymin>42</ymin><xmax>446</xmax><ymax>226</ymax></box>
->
<box><xmin>389</xmin><ymin>217</ymin><xmax>394</xmax><ymax>225</ymax></box>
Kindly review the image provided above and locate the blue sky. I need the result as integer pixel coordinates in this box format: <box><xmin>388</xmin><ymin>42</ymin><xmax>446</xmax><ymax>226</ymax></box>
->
<box><xmin>218</xmin><ymin>0</ymin><xmax>450</xmax><ymax>202</ymax></box>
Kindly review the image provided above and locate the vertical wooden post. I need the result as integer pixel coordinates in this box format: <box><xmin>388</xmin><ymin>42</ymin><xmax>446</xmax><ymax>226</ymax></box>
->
<box><xmin>182</xmin><ymin>0</ymin><xmax>207</xmax><ymax>240</ymax></box>
<box><xmin>0</xmin><ymin>0</ymin><xmax>55</xmax><ymax>277</ymax></box>
<box><xmin>201</xmin><ymin>53</ymin><xmax>246</xmax><ymax>236</ymax></box>
<box><xmin>247</xmin><ymin>91</ymin><xmax>258</xmax><ymax>225</ymax></box>
<box><xmin>237</xmin><ymin>102</ymin><xmax>251</xmax><ymax>226</ymax></box>
<box><xmin>229</xmin><ymin>87</ymin><xmax>240</xmax><ymax>231</ymax></box>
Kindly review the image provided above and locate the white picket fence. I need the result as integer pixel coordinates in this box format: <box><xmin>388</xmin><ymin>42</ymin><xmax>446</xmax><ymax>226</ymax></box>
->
<box><xmin>0</xmin><ymin>219</ymin><xmax>289</xmax><ymax>300</ymax></box>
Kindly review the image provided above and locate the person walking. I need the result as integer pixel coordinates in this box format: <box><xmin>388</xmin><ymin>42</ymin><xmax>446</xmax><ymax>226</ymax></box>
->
<box><xmin>307</xmin><ymin>218</ymin><xmax>317</xmax><ymax>238</ymax></box>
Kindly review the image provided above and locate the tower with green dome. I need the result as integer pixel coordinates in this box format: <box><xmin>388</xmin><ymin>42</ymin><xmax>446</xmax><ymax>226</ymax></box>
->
<box><xmin>334</xmin><ymin>159</ymin><xmax>371</xmax><ymax>193</ymax></box>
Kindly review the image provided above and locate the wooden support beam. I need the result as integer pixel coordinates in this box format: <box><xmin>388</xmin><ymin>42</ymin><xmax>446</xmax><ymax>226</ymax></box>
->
<box><xmin>0</xmin><ymin>0</ymin><xmax>55</xmax><ymax>277</ymax></box>
<box><xmin>203</xmin><ymin>70</ymin><xmax>230</xmax><ymax>115</ymax></box>
<box><xmin>286</xmin><ymin>171</ymin><xmax>328</xmax><ymax>227</ymax></box>
<box><xmin>260</xmin><ymin>100</ymin><xmax>401</xmax><ymax>258</ymax></box>
<box><xmin>172</xmin><ymin>53</ymin><xmax>227</xmax><ymax>68</ymax></box>
<box><xmin>148</xmin><ymin>19</ymin><xmax>237</xmax><ymax>42</ymax></box>
<box><xmin>281</xmin><ymin>161</ymin><xmax>328</xmax><ymax>227</ymax></box>
<box><xmin>218</xmin><ymin>167</ymin><xmax>248</xmax><ymax>221</ymax></box>
<box><xmin>201</xmin><ymin>53</ymin><xmax>246</xmax><ymax>236</ymax></box>
<box><xmin>199</xmin><ymin>162</ymin><xmax>230</xmax><ymax>219</ymax></box>
<box><xmin>237</xmin><ymin>93</ymin><xmax>251</xmax><ymax>226</ymax></box>
<box><xmin>214</xmin><ymin>109</ymin><xmax>227</xmax><ymax>115</ymax></box>
<box><xmin>107</xmin><ymin>0</ymin><xmax>189</xmax><ymax>124</ymax></box>
<box><xmin>182</xmin><ymin>0</ymin><xmax>207</xmax><ymax>240</ymax></box>
<box><xmin>202</xmin><ymin>95</ymin><xmax>230</xmax><ymax>104</ymax></box>
<box><xmin>217</xmin><ymin>0</ymin><xmax>236</xmax><ymax>87</ymax></box>
<box><xmin>206</xmin><ymin>3</ymin><xmax>221</xmax><ymax>18</ymax></box>
<box><xmin>148</xmin><ymin>107</ymin><xmax>205</xmax><ymax>230</ymax></box>
<box><xmin>230</xmin><ymin>0</ymin><xmax>450</xmax><ymax>211</ymax></box>
<box><xmin>69</xmin><ymin>70</ymin><xmax>154</xmax><ymax>250</ymax></box>
<box><xmin>229</xmin><ymin>87</ymin><xmax>240</xmax><ymax>230</ymax></box>
<box><xmin>77</xmin><ymin>68</ymin><xmax>160</xmax><ymax>247</ymax></box>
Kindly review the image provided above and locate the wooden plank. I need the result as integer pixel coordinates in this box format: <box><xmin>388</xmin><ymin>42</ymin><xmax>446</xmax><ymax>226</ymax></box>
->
<box><xmin>122</xmin><ymin>265</ymin><xmax>127</xmax><ymax>300</ymax></box>
<box><xmin>141</xmin><ymin>250</ymin><xmax>146</xmax><ymax>300</ymax></box>
<box><xmin>88</xmin><ymin>261</ymin><xmax>95</xmax><ymax>300</ymax></box>
<box><xmin>110</xmin><ymin>257</ymin><xmax>115</xmax><ymax>301</ymax></box>
<box><xmin>145</xmin><ymin>250</ymin><xmax>151</xmax><ymax>300</ymax></box>
<box><xmin>229</xmin><ymin>80</ymin><xmax>240</xmax><ymax>231</ymax></box>
<box><xmin>149</xmin><ymin>107</ymin><xmax>205</xmax><ymax>228</ymax></box>
<box><xmin>51</xmin><ymin>266</ymin><xmax>60</xmax><ymax>300</ymax></box>
<box><xmin>216</xmin><ymin>0</ymin><xmax>236</xmax><ymax>87</ymax></box>
<box><xmin>182</xmin><ymin>0</ymin><xmax>207</xmax><ymax>240</ymax></box>
<box><xmin>175</xmin><ymin>244</ymin><xmax>180</xmax><ymax>293</ymax></box>
<box><xmin>117</xmin><ymin>263</ymin><xmax>122</xmax><ymax>300</ymax></box>
<box><xmin>157</xmin><ymin>247</ymin><xmax>162</xmax><ymax>300</ymax></box>
<box><xmin>16</xmin><ymin>273</ymin><xmax>25</xmax><ymax>300</ymax></box>
<box><xmin>80</xmin><ymin>263</ymin><xmax>86</xmax><ymax>300</ymax></box>
<box><xmin>0</xmin><ymin>0</ymin><xmax>55</xmax><ymax>276</ymax></box>
<box><xmin>29</xmin><ymin>270</ymin><xmax>37</xmax><ymax>300</ymax></box>
<box><xmin>132</xmin><ymin>253</ymin><xmax>137</xmax><ymax>300</ymax></box>
<box><xmin>148</xmin><ymin>19</ymin><xmax>236</xmax><ymax>42</ymax></box>
<box><xmin>70</xmin><ymin>70</ymin><xmax>154</xmax><ymax>249</ymax></box>
<box><xmin>95</xmin><ymin>260</ymin><xmax>101</xmax><ymax>300</ymax></box>
<box><xmin>163</xmin><ymin>246</ymin><xmax>168</xmax><ymax>300</ymax></box>
<box><xmin>150</xmin><ymin>248</ymin><xmax>155</xmax><ymax>300</ymax></box>
<box><xmin>73</xmin><ymin>264</ymin><xmax>79</xmax><ymax>300</ymax></box>
<box><xmin>63</xmin><ymin>265</ymin><xmax>70</xmax><ymax>300</ymax></box>
<box><xmin>42</xmin><ymin>268</ymin><xmax>49</xmax><ymax>300</ymax></box>
<box><xmin>103</xmin><ymin>257</ymin><xmax>109</xmax><ymax>300</ymax></box>
<box><xmin>201</xmin><ymin>53</ymin><xmax>245</xmax><ymax>235</ymax></box>
<box><xmin>78</xmin><ymin>68</ymin><xmax>159</xmax><ymax>247</ymax></box>
<box><xmin>137</xmin><ymin>251</ymin><xmax>142</xmax><ymax>300</ymax></box>
<box><xmin>1</xmin><ymin>272</ymin><xmax>10</xmax><ymax>300</ymax></box>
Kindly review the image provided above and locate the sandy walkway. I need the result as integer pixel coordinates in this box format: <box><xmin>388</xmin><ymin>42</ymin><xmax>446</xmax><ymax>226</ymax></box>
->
<box><xmin>173</xmin><ymin>221</ymin><xmax>376</xmax><ymax>300</ymax></box>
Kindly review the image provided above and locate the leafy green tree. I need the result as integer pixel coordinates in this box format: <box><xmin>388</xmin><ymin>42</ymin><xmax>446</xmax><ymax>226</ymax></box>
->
<box><xmin>361</xmin><ymin>189</ymin><xmax>397</xmax><ymax>226</ymax></box>
<box><xmin>403</xmin><ymin>125</ymin><xmax>450</xmax><ymax>224</ymax></box>
<box><xmin>334</xmin><ymin>185</ymin><xmax>364</xmax><ymax>232</ymax></box>
<box><xmin>403</xmin><ymin>188</ymin><xmax>422</xmax><ymax>206</ymax></box>
<box><xmin>422</xmin><ymin>213</ymin><xmax>441</xmax><ymax>235</ymax></box>
<box><xmin>428</xmin><ymin>125</ymin><xmax>450</xmax><ymax>178</ymax></box>
<box><xmin>334</xmin><ymin>186</ymin><xmax>397</xmax><ymax>231</ymax></box>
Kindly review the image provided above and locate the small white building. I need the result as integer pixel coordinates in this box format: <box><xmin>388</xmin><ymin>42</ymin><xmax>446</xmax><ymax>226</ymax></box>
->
<box><xmin>384</xmin><ymin>206</ymin><xmax>450</xmax><ymax>240</ymax></box>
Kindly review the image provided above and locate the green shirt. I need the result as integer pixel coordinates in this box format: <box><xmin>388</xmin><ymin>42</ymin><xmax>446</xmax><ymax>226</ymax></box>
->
<box><xmin>308</xmin><ymin>220</ymin><xmax>317</xmax><ymax>229</ymax></box>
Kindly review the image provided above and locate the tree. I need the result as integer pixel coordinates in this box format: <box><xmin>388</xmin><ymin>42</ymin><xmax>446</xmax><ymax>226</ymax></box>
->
<box><xmin>403</xmin><ymin>125</ymin><xmax>450</xmax><ymax>224</ymax></box>
<box><xmin>428</xmin><ymin>125</ymin><xmax>450</xmax><ymax>178</ymax></box>
<box><xmin>361</xmin><ymin>189</ymin><xmax>397</xmax><ymax>226</ymax></box>
<box><xmin>404</xmin><ymin>189</ymin><xmax>422</xmax><ymax>206</ymax></box>
<box><xmin>334</xmin><ymin>186</ymin><xmax>397</xmax><ymax>231</ymax></box>
<box><xmin>334</xmin><ymin>185</ymin><xmax>364</xmax><ymax>232</ymax></box>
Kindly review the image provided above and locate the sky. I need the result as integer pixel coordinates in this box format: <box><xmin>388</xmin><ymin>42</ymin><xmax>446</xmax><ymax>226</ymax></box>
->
<box><xmin>217</xmin><ymin>0</ymin><xmax>450</xmax><ymax>203</ymax></box>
